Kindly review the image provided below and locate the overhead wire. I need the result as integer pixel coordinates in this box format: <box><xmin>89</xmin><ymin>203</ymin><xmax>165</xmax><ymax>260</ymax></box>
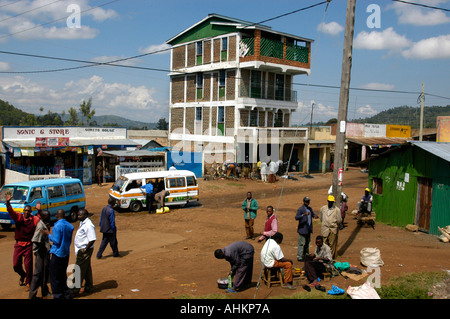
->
<box><xmin>0</xmin><ymin>0</ymin><xmax>121</xmax><ymax>40</ymax></box>
<box><xmin>253</xmin><ymin>0</ymin><xmax>331</xmax><ymax>299</ymax></box>
<box><xmin>391</xmin><ymin>0</ymin><xmax>450</xmax><ymax>12</ymax></box>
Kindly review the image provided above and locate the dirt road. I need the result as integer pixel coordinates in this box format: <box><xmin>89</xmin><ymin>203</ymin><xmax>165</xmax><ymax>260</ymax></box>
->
<box><xmin>0</xmin><ymin>168</ymin><xmax>449</xmax><ymax>299</ymax></box>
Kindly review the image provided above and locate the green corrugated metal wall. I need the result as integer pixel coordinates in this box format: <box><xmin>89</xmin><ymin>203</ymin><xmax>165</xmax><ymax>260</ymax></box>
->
<box><xmin>369</xmin><ymin>145</ymin><xmax>450</xmax><ymax>235</ymax></box>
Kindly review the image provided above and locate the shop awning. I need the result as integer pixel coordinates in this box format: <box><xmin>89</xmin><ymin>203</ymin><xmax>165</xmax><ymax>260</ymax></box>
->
<box><xmin>3</xmin><ymin>138</ymin><xmax>139</xmax><ymax>149</ymax></box>
<box><xmin>101</xmin><ymin>149</ymin><xmax>165</xmax><ymax>157</ymax></box>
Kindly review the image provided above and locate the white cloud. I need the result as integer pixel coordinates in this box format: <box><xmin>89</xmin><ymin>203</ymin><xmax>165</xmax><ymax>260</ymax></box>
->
<box><xmin>390</xmin><ymin>0</ymin><xmax>450</xmax><ymax>26</ymax></box>
<box><xmin>354</xmin><ymin>27</ymin><xmax>412</xmax><ymax>51</ymax></box>
<box><xmin>317</xmin><ymin>21</ymin><xmax>344</xmax><ymax>36</ymax></box>
<box><xmin>139</xmin><ymin>43</ymin><xmax>171</xmax><ymax>55</ymax></box>
<box><xmin>357</xmin><ymin>105</ymin><xmax>378</xmax><ymax>117</ymax></box>
<box><xmin>402</xmin><ymin>34</ymin><xmax>450</xmax><ymax>59</ymax></box>
<box><xmin>359</xmin><ymin>83</ymin><xmax>395</xmax><ymax>90</ymax></box>
<box><xmin>0</xmin><ymin>0</ymin><xmax>117</xmax><ymax>41</ymax></box>
<box><xmin>0</xmin><ymin>75</ymin><xmax>165</xmax><ymax>122</ymax></box>
<box><xmin>0</xmin><ymin>61</ymin><xmax>10</xmax><ymax>71</ymax></box>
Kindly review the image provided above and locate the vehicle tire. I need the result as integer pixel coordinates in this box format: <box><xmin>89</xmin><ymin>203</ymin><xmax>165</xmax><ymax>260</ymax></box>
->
<box><xmin>129</xmin><ymin>200</ymin><xmax>142</xmax><ymax>212</ymax></box>
<box><xmin>69</xmin><ymin>207</ymin><xmax>78</xmax><ymax>222</ymax></box>
<box><xmin>1</xmin><ymin>223</ymin><xmax>11</xmax><ymax>230</ymax></box>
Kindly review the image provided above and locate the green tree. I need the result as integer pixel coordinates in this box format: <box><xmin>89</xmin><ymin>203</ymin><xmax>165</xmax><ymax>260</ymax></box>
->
<box><xmin>156</xmin><ymin>118</ymin><xmax>169</xmax><ymax>130</ymax></box>
<box><xmin>66</xmin><ymin>107</ymin><xmax>79</xmax><ymax>125</ymax></box>
<box><xmin>79</xmin><ymin>97</ymin><xmax>95</xmax><ymax>126</ymax></box>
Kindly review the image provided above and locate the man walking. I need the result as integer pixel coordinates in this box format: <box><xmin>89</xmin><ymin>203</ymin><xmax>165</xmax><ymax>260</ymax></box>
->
<box><xmin>5</xmin><ymin>193</ymin><xmax>40</xmax><ymax>290</ymax></box>
<box><xmin>97</xmin><ymin>198</ymin><xmax>119</xmax><ymax>259</ymax></box>
<box><xmin>29</xmin><ymin>209</ymin><xmax>51</xmax><ymax>299</ymax></box>
<box><xmin>295</xmin><ymin>196</ymin><xmax>316</xmax><ymax>262</ymax></box>
<box><xmin>242</xmin><ymin>192</ymin><xmax>258</xmax><ymax>239</ymax></box>
<box><xmin>42</xmin><ymin>209</ymin><xmax>74</xmax><ymax>299</ymax></box>
<box><xmin>74</xmin><ymin>209</ymin><xmax>96</xmax><ymax>294</ymax></box>
<box><xmin>214</xmin><ymin>241</ymin><xmax>255</xmax><ymax>293</ymax></box>
<box><xmin>318</xmin><ymin>195</ymin><xmax>342</xmax><ymax>259</ymax></box>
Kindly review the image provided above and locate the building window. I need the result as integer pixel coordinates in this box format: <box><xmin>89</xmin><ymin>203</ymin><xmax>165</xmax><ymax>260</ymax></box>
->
<box><xmin>275</xmin><ymin>74</ymin><xmax>284</xmax><ymax>100</ymax></box>
<box><xmin>250</xmin><ymin>70</ymin><xmax>262</xmax><ymax>99</ymax></box>
<box><xmin>196</xmin><ymin>73</ymin><xmax>203</xmax><ymax>99</ymax></box>
<box><xmin>372</xmin><ymin>177</ymin><xmax>383</xmax><ymax>195</ymax></box>
<box><xmin>250</xmin><ymin>110</ymin><xmax>258</xmax><ymax>127</ymax></box>
<box><xmin>221</xmin><ymin>37</ymin><xmax>228</xmax><ymax>61</ymax></box>
<box><xmin>196</xmin><ymin>41</ymin><xmax>203</xmax><ymax>65</ymax></box>
<box><xmin>196</xmin><ymin>107</ymin><xmax>202</xmax><ymax>121</ymax></box>
<box><xmin>219</xmin><ymin>70</ymin><xmax>226</xmax><ymax>98</ymax></box>
<box><xmin>274</xmin><ymin>110</ymin><xmax>283</xmax><ymax>127</ymax></box>
<box><xmin>217</xmin><ymin>106</ymin><xmax>225</xmax><ymax>136</ymax></box>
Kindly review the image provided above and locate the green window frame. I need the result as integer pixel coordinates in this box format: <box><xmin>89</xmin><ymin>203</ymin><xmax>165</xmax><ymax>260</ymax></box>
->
<box><xmin>217</xmin><ymin>106</ymin><xmax>225</xmax><ymax>136</ymax></box>
<box><xmin>196</xmin><ymin>41</ymin><xmax>203</xmax><ymax>65</ymax></box>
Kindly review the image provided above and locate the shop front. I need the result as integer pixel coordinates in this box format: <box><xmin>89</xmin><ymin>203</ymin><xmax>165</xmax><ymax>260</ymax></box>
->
<box><xmin>1</xmin><ymin>126</ymin><xmax>139</xmax><ymax>185</ymax></box>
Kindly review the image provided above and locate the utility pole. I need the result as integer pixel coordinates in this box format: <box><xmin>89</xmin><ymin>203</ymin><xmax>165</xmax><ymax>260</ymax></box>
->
<box><xmin>332</xmin><ymin>0</ymin><xmax>356</xmax><ymax>206</ymax></box>
<box><xmin>419</xmin><ymin>82</ymin><xmax>425</xmax><ymax>141</ymax></box>
<box><xmin>310</xmin><ymin>102</ymin><xmax>315</xmax><ymax>134</ymax></box>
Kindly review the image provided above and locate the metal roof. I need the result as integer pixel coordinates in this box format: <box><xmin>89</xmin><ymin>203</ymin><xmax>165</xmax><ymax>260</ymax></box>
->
<box><xmin>166</xmin><ymin>13</ymin><xmax>314</xmax><ymax>45</ymax></box>
<box><xmin>409</xmin><ymin>141</ymin><xmax>450</xmax><ymax>163</ymax></box>
<box><xmin>101</xmin><ymin>149</ymin><xmax>164</xmax><ymax>157</ymax></box>
<box><xmin>347</xmin><ymin>137</ymin><xmax>411</xmax><ymax>147</ymax></box>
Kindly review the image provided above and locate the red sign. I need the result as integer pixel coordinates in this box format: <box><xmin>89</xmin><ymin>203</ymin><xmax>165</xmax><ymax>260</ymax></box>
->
<box><xmin>35</xmin><ymin>137</ymin><xmax>70</xmax><ymax>147</ymax></box>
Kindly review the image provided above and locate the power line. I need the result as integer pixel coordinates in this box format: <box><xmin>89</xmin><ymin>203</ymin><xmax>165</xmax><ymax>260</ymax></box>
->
<box><xmin>0</xmin><ymin>0</ymin><xmax>62</xmax><ymax>24</ymax></box>
<box><xmin>0</xmin><ymin>0</ymin><xmax>121</xmax><ymax>40</ymax></box>
<box><xmin>392</xmin><ymin>0</ymin><xmax>450</xmax><ymax>12</ymax></box>
<box><xmin>0</xmin><ymin>1</ymin><xmax>328</xmax><ymax>73</ymax></box>
<box><xmin>294</xmin><ymin>82</ymin><xmax>450</xmax><ymax>100</ymax></box>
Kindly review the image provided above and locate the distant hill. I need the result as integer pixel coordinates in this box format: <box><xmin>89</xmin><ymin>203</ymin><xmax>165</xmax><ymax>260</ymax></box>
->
<box><xmin>352</xmin><ymin>105</ymin><xmax>450</xmax><ymax>129</ymax></box>
<box><xmin>60</xmin><ymin>113</ymin><xmax>158</xmax><ymax>129</ymax></box>
<box><xmin>0</xmin><ymin>99</ymin><xmax>159</xmax><ymax>129</ymax></box>
<box><xmin>313</xmin><ymin>105</ymin><xmax>450</xmax><ymax>128</ymax></box>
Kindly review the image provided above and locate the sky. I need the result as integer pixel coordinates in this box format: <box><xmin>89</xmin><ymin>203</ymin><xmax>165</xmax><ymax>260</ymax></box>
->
<box><xmin>0</xmin><ymin>0</ymin><xmax>449</xmax><ymax>126</ymax></box>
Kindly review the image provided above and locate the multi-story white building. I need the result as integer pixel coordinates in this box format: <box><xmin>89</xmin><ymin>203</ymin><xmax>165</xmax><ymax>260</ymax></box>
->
<box><xmin>166</xmin><ymin>14</ymin><xmax>332</xmax><ymax>172</ymax></box>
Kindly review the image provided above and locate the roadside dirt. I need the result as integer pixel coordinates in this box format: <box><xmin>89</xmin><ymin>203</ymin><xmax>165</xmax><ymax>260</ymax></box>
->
<box><xmin>0</xmin><ymin>167</ymin><xmax>449</xmax><ymax>299</ymax></box>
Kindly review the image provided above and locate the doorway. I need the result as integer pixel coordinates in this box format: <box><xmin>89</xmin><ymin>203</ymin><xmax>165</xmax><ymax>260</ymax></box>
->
<box><xmin>416</xmin><ymin>177</ymin><xmax>433</xmax><ymax>232</ymax></box>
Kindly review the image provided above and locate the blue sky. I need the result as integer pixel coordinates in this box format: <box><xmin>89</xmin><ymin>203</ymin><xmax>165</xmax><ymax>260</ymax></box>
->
<box><xmin>0</xmin><ymin>0</ymin><xmax>449</xmax><ymax>125</ymax></box>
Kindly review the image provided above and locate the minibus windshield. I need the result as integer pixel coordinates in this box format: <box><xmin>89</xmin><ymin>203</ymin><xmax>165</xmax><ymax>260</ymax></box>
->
<box><xmin>0</xmin><ymin>186</ymin><xmax>30</xmax><ymax>203</ymax></box>
<box><xmin>112</xmin><ymin>176</ymin><xmax>128</xmax><ymax>192</ymax></box>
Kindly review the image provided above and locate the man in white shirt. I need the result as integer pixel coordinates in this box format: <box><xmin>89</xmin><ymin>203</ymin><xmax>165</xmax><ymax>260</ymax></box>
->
<box><xmin>74</xmin><ymin>209</ymin><xmax>96</xmax><ymax>294</ymax></box>
<box><xmin>260</xmin><ymin>232</ymin><xmax>296</xmax><ymax>290</ymax></box>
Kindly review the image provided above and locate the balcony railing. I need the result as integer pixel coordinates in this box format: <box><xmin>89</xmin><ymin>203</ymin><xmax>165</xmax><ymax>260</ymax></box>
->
<box><xmin>239</xmin><ymin>83</ymin><xmax>298</xmax><ymax>102</ymax></box>
<box><xmin>240</xmin><ymin>37</ymin><xmax>309</xmax><ymax>64</ymax></box>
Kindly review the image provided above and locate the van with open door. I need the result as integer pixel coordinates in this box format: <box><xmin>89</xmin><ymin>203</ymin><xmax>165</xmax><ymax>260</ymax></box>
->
<box><xmin>109</xmin><ymin>170</ymin><xmax>199</xmax><ymax>212</ymax></box>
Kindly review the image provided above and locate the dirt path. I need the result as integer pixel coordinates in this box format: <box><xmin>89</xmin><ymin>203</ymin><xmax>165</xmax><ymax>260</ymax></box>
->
<box><xmin>0</xmin><ymin>168</ymin><xmax>449</xmax><ymax>299</ymax></box>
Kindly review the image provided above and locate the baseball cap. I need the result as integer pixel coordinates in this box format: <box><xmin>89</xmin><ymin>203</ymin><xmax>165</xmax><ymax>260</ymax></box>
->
<box><xmin>327</xmin><ymin>195</ymin><xmax>335</xmax><ymax>202</ymax></box>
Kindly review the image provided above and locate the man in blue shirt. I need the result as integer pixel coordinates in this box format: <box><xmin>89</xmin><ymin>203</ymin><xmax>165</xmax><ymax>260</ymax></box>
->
<box><xmin>42</xmin><ymin>209</ymin><xmax>74</xmax><ymax>299</ymax></box>
<box><xmin>97</xmin><ymin>197</ymin><xmax>119</xmax><ymax>258</ymax></box>
<box><xmin>140</xmin><ymin>179</ymin><xmax>155</xmax><ymax>214</ymax></box>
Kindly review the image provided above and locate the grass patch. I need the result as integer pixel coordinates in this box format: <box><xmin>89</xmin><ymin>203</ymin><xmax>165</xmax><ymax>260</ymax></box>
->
<box><xmin>226</xmin><ymin>182</ymin><xmax>246</xmax><ymax>187</ymax></box>
<box><xmin>376</xmin><ymin>271</ymin><xmax>448</xmax><ymax>299</ymax></box>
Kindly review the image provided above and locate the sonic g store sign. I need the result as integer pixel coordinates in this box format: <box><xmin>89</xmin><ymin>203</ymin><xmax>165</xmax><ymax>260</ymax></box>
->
<box><xmin>3</xmin><ymin>126</ymin><xmax>127</xmax><ymax>139</ymax></box>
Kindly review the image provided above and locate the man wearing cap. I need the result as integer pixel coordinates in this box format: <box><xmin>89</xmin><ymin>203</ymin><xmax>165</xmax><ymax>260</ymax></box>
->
<box><xmin>295</xmin><ymin>197</ymin><xmax>316</xmax><ymax>261</ymax></box>
<box><xmin>359</xmin><ymin>188</ymin><xmax>373</xmax><ymax>213</ymax></box>
<box><xmin>319</xmin><ymin>195</ymin><xmax>342</xmax><ymax>259</ymax></box>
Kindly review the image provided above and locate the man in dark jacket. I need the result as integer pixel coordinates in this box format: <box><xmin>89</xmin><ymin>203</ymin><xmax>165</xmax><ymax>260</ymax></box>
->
<box><xmin>96</xmin><ymin>198</ymin><xmax>119</xmax><ymax>258</ymax></box>
<box><xmin>295</xmin><ymin>196</ymin><xmax>316</xmax><ymax>261</ymax></box>
<box><xmin>214</xmin><ymin>241</ymin><xmax>254</xmax><ymax>293</ymax></box>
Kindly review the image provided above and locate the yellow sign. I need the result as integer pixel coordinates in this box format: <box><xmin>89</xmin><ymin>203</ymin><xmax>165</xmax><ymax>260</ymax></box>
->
<box><xmin>386</xmin><ymin>125</ymin><xmax>411</xmax><ymax>138</ymax></box>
